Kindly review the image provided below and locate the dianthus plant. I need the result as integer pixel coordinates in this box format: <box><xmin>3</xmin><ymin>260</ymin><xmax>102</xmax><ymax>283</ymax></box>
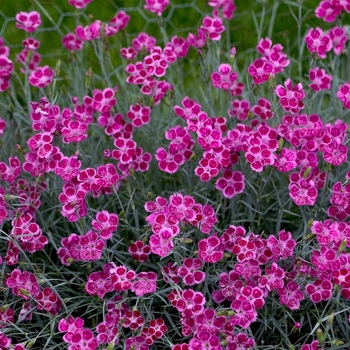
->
<box><xmin>0</xmin><ymin>0</ymin><xmax>350</xmax><ymax>349</ymax></box>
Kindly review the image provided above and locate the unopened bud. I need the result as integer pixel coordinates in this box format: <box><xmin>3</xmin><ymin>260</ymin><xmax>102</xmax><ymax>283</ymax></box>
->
<box><xmin>26</xmin><ymin>340</ymin><xmax>36</xmax><ymax>348</ymax></box>
<box><xmin>303</xmin><ymin>233</ymin><xmax>316</xmax><ymax>240</ymax></box>
<box><xmin>302</xmin><ymin>166</ymin><xmax>311</xmax><ymax>178</ymax></box>
<box><xmin>338</xmin><ymin>239</ymin><xmax>347</xmax><ymax>253</ymax></box>
<box><xmin>3</xmin><ymin>194</ymin><xmax>15</xmax><ymax>202</ymax></box>
<box><xmin>278</xmin><ymin>138</ymin><xmax>284</xmax><ymax>152</ymax></box>
<box><xmin>316</xmin><ymin>328</ymin><xmax>325</xmax><ymax>344</ymax></box>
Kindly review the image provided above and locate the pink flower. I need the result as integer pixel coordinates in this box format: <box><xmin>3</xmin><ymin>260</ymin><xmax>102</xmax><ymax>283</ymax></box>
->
<box><xmin>301</xmin><ymin>340</ymin><xmax>320</xmax><ymax>350</ymax></box>
<box><xmin>229</xmin><ymin>300</ymin><xmax>258</xmax><ymax>329</ymax></box>
<box><xmin>131</xmin><ymin>271</ymin><xmax>157</xmax><ymax>296</ymax></box>
<box><xmin>85</xmin><ymin>268</ymin><xmax>114</xmax><ymax>299</ymax></box>
<box><xmin>278</xmin><ymin>281</ymin><xmax>305</xmax><ymax>310</ymax></box>
<box><xmin>91</xmin><ymin>210</ymin><xmax>119</xmax><ymax>240</ymax></box>
<box><xmin>128</xmin><ymin>241</ymin><xmax>151</xmax><ymax>262</ymax></box>
<box><xmin>305</xmin><ymin>27</ymin><xmax>332</xmax><ymax>59</ymax></box>
<box><xmin>149</xmin><ymin>230</ymin><xmax>174</xmax><ymax>257</ymax></box>
<box><xmin>177</xmin><ymin>258</ymin><xmax>205</xmax><ymax>286</ymax></box>
<box><xmin>109</xmin><ymin>11</ymin><xmax>131</xmax><ymax>31</ymax></box>
<box><xmin>288</xmin><ymin>171</ymin><xmax>318</xmax><ymax>206</ymax></box>
<box><xmin>305</xmin><ymin>279</ymin><xmax>333</xmax><ymax>303</ymax></box>
<box><xmin>144</xmin><ymin>0</ymin><xmax>170</xmax><ymax>16</ymax></box>
<box><xmin>336</xmin><ymin>82</ymin><xmax>350</xmax><ymax>109</ymax></box>
<box><xmin>22</xmin><ymin>38</ymin><xmax>40</xmax><ymax>51</ymax></box>
<box><xmin>36</xmin><ymin>287</ymin><xmax>62</xmax><ymax>315</ymax></box>
<box><xmin>329</xmin><ymin>26</ymin><xmax>348</xmax><ymax>55</ymax></box>
<box><xmin>215</xmin><ymin>170</ymin><xmax>245</xmax><ymax>198</ymax></box>
<box><xmin>187</xmin><ymin>28</ymin><xmax>207</xmax><ymax>49</ymax></box>
<box><xmin>200</xmin><ymin>16</ymin><xmax>225</xmax><ymax>41</ymax></box>
<box><xmin>110</xmin><ymin>265</ymin><xmax>136</xmax><ymax>292</ymax></box>
<box><xmin>252</xmin><ymin>98</ymin><xmax>274</xmax><ymax>120</ymax></box>
<box><xmin>68</xmin><ymin>0</ymin><xmax>93</xmax><ymax>9</ymax></box>
<box><xmin>198</xmin><ymin>234</ymin><xmax>224</xmax><ymax>263</ymax></box>
<box><xmin>75</xmin><ymin>20</ymin><xmax>101</xmax><ymax>41</ymax></box>
<box><xmin>127</xmin><ymin>103</ymin><xmax>151</xmax><ymax>127</ymax></box>
<box><xmin>132</xmin><ymin>32</ymin><xmax>156</xmax><ymax>53</ymax></box>
<box><xmin>309</xmin><ymin>66</ymin><xmax>332</xmax><ymax>91</ymax></box>
<box><xmin>315</xmin><ymin>0</ymin><xmax>342</xmax><ymax>22</ymax></box>
<box><xmin>248</xmin><ymin>58</ymin><xmax>273</xmax><ymax>84</ymax></box>
<box><xmin>195</xmin><ymin>155</ymin><xmax>220</xmax><ymax>182</ymax></box>
<box><xmin>211</xmin><ymin>63</ymin><xmax>238</xmax><ymax>91</ymax></box>
<box><xmin>209</xmin><ymin>0</ymin><xmax>237</xmax><ymax>20</ymax></box>
<box><xmin>228</xmin><ymin>99</ymin><xmax>250</xmax><ymax>120</ymax></box>
<box><xmin>62</xmin><ymin>33</ymin><xmax>84</xmax><ymax>51</ymax></box>
<box><xmin>189</xmin><ymin>331</ymin><xmax>221</xmax><ymax>349</ymax></box>
<box><xmin>28</xmin><ymin>65</ymin><xmax>54</xmax><ymax>88</ymax></box>
<box><xmin>275</xmin><ymin>78</ymin><xmax>305</xmax><ymax>114</ymax></box>
<box><xmin>16</xmin><ymin>11</ymin><xmax>41</xmax><ymax>33</ymax></box>
<box><xmin>79</xmin><ymin>230</ymin><xmax>105</xmax><ymax>261</ymax></box>
<box><xmin>323</xmin><ymin>140</ymin><xmax>348</xmax><ymax>166</ymax></box>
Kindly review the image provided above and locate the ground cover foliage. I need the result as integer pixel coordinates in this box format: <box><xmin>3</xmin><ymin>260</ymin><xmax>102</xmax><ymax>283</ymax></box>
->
<box><xmin>0</xmin><ymin>0</ymin><xmax>350</xmax><ymax>349</ymax></box>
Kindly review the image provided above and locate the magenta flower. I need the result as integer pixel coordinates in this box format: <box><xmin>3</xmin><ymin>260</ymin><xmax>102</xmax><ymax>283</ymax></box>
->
<box><xmin>215</xmin><ymin>170</ymin><xmax>245</xmax><ymax>199</ymax></box>
<box><xmin>131</xmin><ymin>271</ymin><xmax>157</xmax><ymax>296</ymax></box>
<box><xmin>92</xmin><ymin>210</ymin><xmax>119</xmax><ymax>240</ymax></box>
<box><xmin>275</xmin><ymin>78</ymin><xmax>305</xmax><ymax>114</ymax></box>
<box><xmin>149</xmin><ymin>230</ymin><xmax>175</xmax><ymax>257</ymax></box>
<box><xmin>187</xmin><ymin>28</ymin><xmax>207</xmax><ymax>49</ymax></box>
<box><xmin>75</xmin><ymin>20</ymin><xmax>101</xmax><ymax>41</ymax></box>
<box><xmin>5</xmin><ymin>269</ymin><xmax>40</xmax><ymax>300</ymax></box>
<box><xmin>278</xmin><ymin>281</ymin><xmax>305</xmax><ymax>310</ymax></box>
<box><xmin>198</xmin><ymin>234</ymin><xmax>224</xmax><ymax>263</ymax></box>
<box><xmin>210</xmin><ymin>63</ymin><xmax>238</xmax><ymax>91</ymax></box>
<box><xmin>252</xmin><ymin>98</ymin><xmax>274</xmax><ymax>120</ymax></box>
<box><xmin>248</xmin><ymin>58</ymin><xmax>273</xmax><ymax>84</ymax></box>
<box><xmin>132</xmin><ymin>32</ymin><xmax>157</xmax><ymax>53</ymax></box>
<box><xmin>36</xmin><ymin>287</ymin><xmax>62</xmax><ymax>315</ymax></box>
<box><xmin>62</xmin><ymin>33</ymin><xmax>84</xmax><ymax>51</ymax></box>
<box><xmin>200</xmin><ymin>16</ymin><xmax>225</xmax><ymax>41</ymax></box>
<box><xmin>127</xmin><ymin>103</ymin><xmax>151</xmax><ymax>127</ymax></box>
<box><xmin>195</xmin><ymin>155</ymin><xmax>220</xmax><ymax>182</ymax></box>
<box><xmin>110</xmin><ymin>265</ymin><xmax>136</xmax><ymax>292</ymax></box>
<box><xmin>288</xmin><ymin>171</ymin><xmax>318</xmax><ymax>206</ymax></box>
<box><xmin>315</xmin><ymin>0</ymin><xmax>342</xmax><ymax>22</ymax></box>
<box><xmin>28</xmin><ymin>65</ymin><xmax>54</xmax><ymax>88</ymax></box>
<box><xmin>85</xmin><ymin>269</ymin><xmax>114</xmax><ymax>298</ymax></box>
<box><xmin>309</xmin><ymin>66</ymin><xmax>332</xmax><ymax>91</ymax></box>
<box><xmin>16</xmin><ymin>11</ymin><xmax>41</xmax><ymax>33</ymax></box>
<box><xmin>16</xmin><ymin>48</ymin><xmax>41</xmax><ymax>73</ymax></box>
<box><xmin>128</xmin><ymin>240</ymin><xmax>151</xmax><ymax>262</ymax></box>
<box><xmin>177</xmin><ymin>258</ymin><xmax>205</xmax><ymax>286</ymax></box>
<box><xmin>189</xmin><ymin>331</ymin><xmax>221</xmax><ymax>350</ymax></box>
<box><xmin>301</xmin><ymin>340</ymin><xmax>320</xmax><ymax>350</ymax></box>
<box><xmin>323</xmin><ymin>140</ymin><xmax>348</xmax><ymax>166</ymax></box>
<box><xmin>79</xmin><ymin>230</ymin><xmax>105</xmax><ymax>261</ymax></box>
<box><xmin>68</xmin><ymin>0</ymin><xmax>93</xmax><ymax>9</ymax></box>
<box><xmin>228</xmin><ymin>99</ymin><xmax>250</xmax><ymax>120</ymax></box>
<box><xmin>336</xmin><ymin>82</ymin><xmax>350</xmax><ymax>109</ymax></box>
<box><xmin>209</xmin><ymin>0</ymin><xmax>237</xmax><ymax>20</ymax></box>
<box><xmin>122</xmin><ymin>310</ymin><xmax>145</xmax><ymax>330</ymax></box>
<box><xmin>305</xmin><ymin>279</ymin><xmax>333</xmax><ymax>303</ymax></box>
<box><xmin>329</xmin><ymin>26</ymin><xmax>348</xmax><ymax>55</ymax></box>
<box><xmin>144</xmin><ymin>0</ymin><xmax>170</xmax><ymax>16</ymax></box>
<box><xmin>305</xmin><ymin>27</ymin><xmax>332</xmax><ymax>59</ymax></box>
<box><xmin>109</xmin><ymin>10</ymin><xmax>131</xmax><ymax>31</ymax></box>
<box><xmin>229</xmin><ymin>299</ymin><xmax>258</xmax><ymax>329</ymax></box>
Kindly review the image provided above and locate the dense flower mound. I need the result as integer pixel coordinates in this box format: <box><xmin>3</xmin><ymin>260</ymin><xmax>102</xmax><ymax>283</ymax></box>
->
<box><xmin>0</xmin><ymin>0</ymin><xmax>350</xmax><ymax>349</ymax></box>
